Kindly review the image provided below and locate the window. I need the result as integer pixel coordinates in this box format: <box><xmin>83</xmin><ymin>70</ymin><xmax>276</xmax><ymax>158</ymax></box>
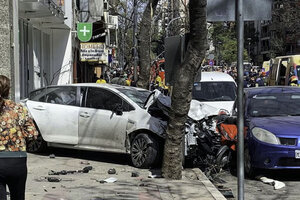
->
<box><xmin>248</xmin><ymin>93</ymin><xmax>300</xmax><ymax>117</ymax></box>
<box><xmin>44</xmin><ymin>87</ymin><xmax>77</xmax><ymax>106</ymax></box>
<box><xmin>86</xmin><ymin>87</ymin><xmax>133</xmax><ymax>111</ymax></box>
<box><xmin>192</xmin><ymin>82</ymin><xmax>236</xmax><ymax>101</ymax></box>
<box><xmin>116</xmin><ymin>88</ymin><xmax>150</xmax><ymax>108</ymax></box>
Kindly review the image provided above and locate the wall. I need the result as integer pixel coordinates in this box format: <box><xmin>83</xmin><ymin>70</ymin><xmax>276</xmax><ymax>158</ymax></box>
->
<box><xmin>51</xmin><ymin>30</ymin><xmax>73</xmax><ymax>85</ymax></box>
<box><xmin>0</xmin><ymin>0</ymin><xmax>14</xmax><ymax>98</ymax></box>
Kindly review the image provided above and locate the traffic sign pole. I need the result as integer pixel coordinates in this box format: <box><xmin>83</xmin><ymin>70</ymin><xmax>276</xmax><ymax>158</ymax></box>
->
<box><xmin>236</xmin><ymin>0</ymin><xmax>245</xmax><ymax>200</ymax></box>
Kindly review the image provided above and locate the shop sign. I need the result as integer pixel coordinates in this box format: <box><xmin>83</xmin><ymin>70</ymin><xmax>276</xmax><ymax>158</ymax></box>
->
<box><xmin>77</xmin><ymin>23</ymin><xmax>93</xmax><ymax>42</ymax></box>
<box><xmin>80</xmin><ymin>43</ymin><xmax>108</xmax><ymax>63</ymax></box>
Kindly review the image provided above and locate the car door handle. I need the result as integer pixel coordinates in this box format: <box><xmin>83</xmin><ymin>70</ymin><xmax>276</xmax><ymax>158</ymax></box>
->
<box><xmin>33</xmin><ymin>105</ymin><xmax>46</xmax><ymax>111</ymax></box>
<box><xmin>80</xmin><ymin>112</ymin><xmax>90</xmax><ymax>118</ymax></box>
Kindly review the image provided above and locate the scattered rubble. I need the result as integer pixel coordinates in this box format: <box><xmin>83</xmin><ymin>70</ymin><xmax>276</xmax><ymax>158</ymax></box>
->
<box><xmin>107</xmin><ymin>168</ymin><xmax>116</xmax><ymax>174</ymax></box>
<box><xmin>131</xmin><ymin>171</ymin><xmax>139</xmax><ymax>177</ymax></box>
<box><xmin>257</xmin><ymin>176</ymin><xmax>286</xmax><ymax>190</ymax></box>
<box><xmin>80</xmin><ymin>161</ymin><xmax>90</xmax><ymax>165</ymax></box>
<box><xmin>49</xmin><ymin>154</ymin><xmax>55</xmax><ymax>159</ymax></box>
<box><xmin>48</xmin><ymin>166</ymin><xmax>93</xmax><ymax>175</ymax></box>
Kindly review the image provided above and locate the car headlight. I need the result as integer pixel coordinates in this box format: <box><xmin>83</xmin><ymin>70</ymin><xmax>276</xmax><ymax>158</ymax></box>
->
<box><xmin>252</xmin><ymin>127</ymin><xmax>280</xmax><ymax>145</ymax></box>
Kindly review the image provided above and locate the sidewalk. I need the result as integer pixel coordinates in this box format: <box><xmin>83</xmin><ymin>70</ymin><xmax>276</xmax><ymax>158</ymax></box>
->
<box><xmin>24</xmin><ymin>153</ymin><xmax>226</xmax><ymax>200</ymax></box>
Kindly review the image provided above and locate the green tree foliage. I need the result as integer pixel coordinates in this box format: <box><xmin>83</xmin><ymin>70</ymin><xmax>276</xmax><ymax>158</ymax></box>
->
<box><xmin>210</xmin><ymin>22</ymin><xmax>248</xmax><ymax>65</ymax></box>
<box><xmin>271</xmin><ymin>0</ymin><xmax>300</xmax><ymax>56</ymax></box>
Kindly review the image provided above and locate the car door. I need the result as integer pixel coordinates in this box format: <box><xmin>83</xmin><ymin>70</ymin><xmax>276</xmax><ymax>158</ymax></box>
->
<box><xmin>78</xmin><ymin>87</ymin><xmax>131</xmax><ymax>152</ymax></box>
<box><xmin>26</xmin><ymin>86</ymin><xmax>79</xmax><ymax>144</ymax></box>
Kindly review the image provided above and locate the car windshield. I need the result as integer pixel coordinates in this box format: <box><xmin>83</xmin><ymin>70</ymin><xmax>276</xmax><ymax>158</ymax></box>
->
<box><xmin>117</xmin><ymin>88</ymin><xmax>151</xmax><ymax>108</ymax></box>
<box><xmin>248</xmin><ymin>93</ymin><xmax>300</xmax><ymax>117</ymax></box>
<box><xmin>192</xmin><ymin>82</ymin><xmax>236</xmax><ymax>101</ymax></box>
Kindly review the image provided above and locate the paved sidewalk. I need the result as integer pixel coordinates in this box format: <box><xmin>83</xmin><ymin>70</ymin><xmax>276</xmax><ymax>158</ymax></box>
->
<box><xmin>24</xmin><ymin>153</ymin><xmax>226</xmax><ymax>200</ymax></box>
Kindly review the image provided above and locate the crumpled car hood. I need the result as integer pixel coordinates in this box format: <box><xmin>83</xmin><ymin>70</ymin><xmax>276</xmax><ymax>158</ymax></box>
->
<box><xmin>188</xmin><ymin>100</ymin><xmax>221</xmax><ymax>120</ymax></box>
<box><xmin>145</xmin><ymin>90</ymin><xmax>223</xmax><ymax>121</ymax></box>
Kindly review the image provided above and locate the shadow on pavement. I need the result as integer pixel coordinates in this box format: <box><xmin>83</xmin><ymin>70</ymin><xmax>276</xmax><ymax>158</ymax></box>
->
<box><xmin>33</xmin><ymin>147</ymin><xmax>132</xmax><ymax>166</ymax></box>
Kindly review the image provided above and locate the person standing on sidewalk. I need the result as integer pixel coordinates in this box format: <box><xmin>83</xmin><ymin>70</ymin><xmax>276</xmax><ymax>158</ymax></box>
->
<box><xmin>0</xmin><ymin>75</ymin><xmax>38</xmax><ymax>200</ymax></box>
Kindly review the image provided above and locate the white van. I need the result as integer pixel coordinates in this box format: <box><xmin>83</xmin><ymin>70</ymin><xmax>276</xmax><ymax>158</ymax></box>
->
<box><xmin>188</xmin><ymin>72</ymin><xmax>237</xmax><ymax>120</ymax></box>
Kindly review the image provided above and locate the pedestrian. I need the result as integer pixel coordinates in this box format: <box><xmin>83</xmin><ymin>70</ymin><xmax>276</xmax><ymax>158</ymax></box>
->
<box><xmin>96</xmin><ymin>75</ymin><xmax>107</xmax><ymax>84</ymax></box>
<box><xmin>0</xmin><ymin>75</ymin><xmax>38</xmax><ymax>200</ymax></box>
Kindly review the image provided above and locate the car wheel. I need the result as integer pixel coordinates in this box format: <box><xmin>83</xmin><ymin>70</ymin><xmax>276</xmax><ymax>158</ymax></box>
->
<box><xmin>244</xmin><ymin>145</ymin><xmax>256</xmax><ymax>178</ymax></box>
<box><xmin>216</xmin><ymin>145</ymin><xmax>231</xmax><ymax>168</ymax></box>
<box><xmin>131</xmin><ymin>133</ymin><xmax>159</xmax><ymax>168</ymax></box>
<box><xmin>26</xmin><ymin>133</ymin><xmax>47</xmax><ymax>153</ymax></box>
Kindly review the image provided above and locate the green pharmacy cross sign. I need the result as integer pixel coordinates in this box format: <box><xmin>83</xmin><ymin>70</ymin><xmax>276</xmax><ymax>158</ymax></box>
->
<box><xmin>77</xmin><ymin>23</ymin><xmax>92</xmax><ymax>42</ymax></box>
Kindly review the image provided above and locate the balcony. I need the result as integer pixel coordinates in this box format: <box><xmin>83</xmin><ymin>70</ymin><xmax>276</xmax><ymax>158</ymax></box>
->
<box><xmin>19</xmin><ymin>0</ymin><xmax>67</xmax><ymax>29</ymax></box>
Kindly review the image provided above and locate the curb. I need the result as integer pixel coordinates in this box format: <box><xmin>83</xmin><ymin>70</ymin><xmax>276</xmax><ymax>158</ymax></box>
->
<box><xmin>192</xmin><ymin>168</ymin><xmax>227</xmax><ymax>200</ymax></box>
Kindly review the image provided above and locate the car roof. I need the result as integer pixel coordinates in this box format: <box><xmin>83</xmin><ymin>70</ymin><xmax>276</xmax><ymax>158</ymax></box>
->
<box><xmin>35</xmin><ymin>83</ymin><xmax>150</xmax><ymax>92</ymax></box>
<box><xmin>244</xmin><ymin>86</ymin><xmax>300</xmax><ymax>98</ymax></box>
<box><xmin>195</xmin><ymin>72</ymin><xmax>235</xmax><ymax>82</ymax></box>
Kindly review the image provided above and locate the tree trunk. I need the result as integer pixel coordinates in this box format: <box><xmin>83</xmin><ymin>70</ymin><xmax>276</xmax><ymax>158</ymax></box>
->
<box><xmin>162</xmin><ymin>0</ymin><xmax>208</xmax><ymax>180</ymax></box>
<box><xmin>137</xmin><ymin>0</ymin><xmax>159</xmax><ymax>89</ymax></box>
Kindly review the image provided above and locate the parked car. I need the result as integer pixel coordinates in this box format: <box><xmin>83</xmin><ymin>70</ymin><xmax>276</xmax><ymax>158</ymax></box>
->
<box><xmin>23</xmin><ymin>83</ymin><xmax>167</xmax><ymax>168</ymax></box>
<box><xmin>241</xmin><ymin>86</ymin><xmax>300</xmax><ymax>177</ymax></box>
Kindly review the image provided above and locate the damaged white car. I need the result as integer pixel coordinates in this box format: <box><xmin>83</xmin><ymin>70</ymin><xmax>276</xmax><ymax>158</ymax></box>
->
<box><xmin>24</xmin><ymin>84</ymin><xmax>167</xmax><ymax>168</ymax></box>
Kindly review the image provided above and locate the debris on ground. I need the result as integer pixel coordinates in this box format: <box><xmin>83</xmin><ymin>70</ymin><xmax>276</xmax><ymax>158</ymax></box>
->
<box><xmin>80</xmin><ymin>161</ymin><xmax>90</xmax><ymax>165</ymax></box>
<box><xmin>96</xmin><ymin>177</ymin><xmax>118</xmax><ymax>183</ymax></box>
<box><xmin>37</xmin><ymin>176</ymin><xmax>74</xmax><ymax>182</ymax></box>
<box><xmin>104</xmin><ymin>177</ymin><xmax>117</xmax><ymax>183</ymax></box>
<box><xmin>148</xmin><ymin>171</ymin><xmax>162</xmax><ymax>178</ymax></box>
<box><xmin>257</xmin><ymin>176</ymin><xmax>286</xmax><ymax>190</ymax></box>
<box><xmin>48</xmin><ymin>166</ymin><xmax>93</xmax><ymax>175</ymax></box>
<box><xmin>217</xmin><ymin>185</ymin><xmax>234</xmax><ymax>198</ymax></box>
<box><xmin>49</xmin><ymin>154</ymin><xmax>55</xmax><ymax>159</ymax></box>
<box><xmin>107</xmin><ymin>168</ymin><xmax>116</xmax><ymax>174</ymax></box>
<box><xmin>131</xmin><ymin>171</ymin><xmax>139</xmax><ymax>177</ymax></box>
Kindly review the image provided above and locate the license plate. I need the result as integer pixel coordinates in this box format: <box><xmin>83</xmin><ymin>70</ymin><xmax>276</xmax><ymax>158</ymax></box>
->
<box><xmin>295</xmin><ymin>150</ymin><xmax>300</xmax><ymax>159</ymax></box>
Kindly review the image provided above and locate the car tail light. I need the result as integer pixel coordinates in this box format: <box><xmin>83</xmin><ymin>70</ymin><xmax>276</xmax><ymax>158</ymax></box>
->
<box><xmin>279</xmin><ymin>138</ymin><xmax>297</xmax><ymax>146</ymax></box>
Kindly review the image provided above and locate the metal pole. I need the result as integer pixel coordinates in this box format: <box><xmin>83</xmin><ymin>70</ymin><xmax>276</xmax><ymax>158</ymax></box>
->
<box><xmin>133</xmin><ymin>0</ymin><xmax>138</xmax><ymax>82</ymax></box>
<box><xmin>236</xmin><ymin>0</ymin><xmax>244</xmax><ymax>199</ymax></box>
<box><xmin>13</xmin><ymin>0</ymin><xmax>20</xmax><ymax>102</ymax></box>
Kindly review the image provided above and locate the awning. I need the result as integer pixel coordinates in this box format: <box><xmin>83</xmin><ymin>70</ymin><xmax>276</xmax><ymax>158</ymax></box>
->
<box><xmin>19</xmin><ymin>0</ymin><xmax>68</xmax><ymax>29</ymax></box>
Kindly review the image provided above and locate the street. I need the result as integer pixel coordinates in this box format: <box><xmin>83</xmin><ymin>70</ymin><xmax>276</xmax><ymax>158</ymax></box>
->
<box><xmin>213</xmin><ymin>167</ymin><xmax>300</xmax><ymax>200</ymax></box>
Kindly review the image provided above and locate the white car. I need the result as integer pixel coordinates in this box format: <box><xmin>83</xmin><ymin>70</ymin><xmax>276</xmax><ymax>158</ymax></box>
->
<box><xmin>24</xmin><ymin>83</ymin><xmax>167</xmax><ymax>168</ymax></box>
<box><xmin>188</xmin><ymin>72</ymin><xmax>237</xmax><ymax>120</ymax></box>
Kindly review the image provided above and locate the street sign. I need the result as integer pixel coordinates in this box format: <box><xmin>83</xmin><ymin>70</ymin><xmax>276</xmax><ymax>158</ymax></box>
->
<box><xmin>209</xmin><ymin>60</ymin><xmax>214</xmax><ymax>66</ymax></box>
<box><xmin>77</xmin><ymin>23</ymin><xmax>93</xmax><ymax>42</ymax></box>
<box><xmin>208</xmin><ymin>54</ymin><xmax>215</xmax><ymax>60</ymax></box>
<box><xmin>207</xmin><ymin>0</ymin><xmax>272</xmax><ymax>21</ymax></box>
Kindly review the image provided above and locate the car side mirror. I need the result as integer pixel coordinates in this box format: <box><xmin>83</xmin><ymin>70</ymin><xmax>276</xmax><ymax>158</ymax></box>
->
<box><xmin>113</xmin><ymin>104</ymin><xmax>123</xmax><ymax>115</ymax></box>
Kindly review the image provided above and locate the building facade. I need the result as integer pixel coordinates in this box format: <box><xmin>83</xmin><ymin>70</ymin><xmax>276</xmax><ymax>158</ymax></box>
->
<box><xmin>254</xmin><ymin>0</ymin><xmax>300</xmax><ymax>63</ymax></box>
<box><xmin>1</xmin><ymin>0</ymin><xmax>118</xmax><ymax>101</ymax></box>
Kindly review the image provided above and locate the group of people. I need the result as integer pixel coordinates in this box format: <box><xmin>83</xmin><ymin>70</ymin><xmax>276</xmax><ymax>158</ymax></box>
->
<box><xmin>243</xmin><ymin>70</ymin><xmax>268</xmax><ymax>88</ymax></box>
<box><xmin>94</xmin><ymin>66</ymin><xmax>138</xmax><ymax>87</ymax></box>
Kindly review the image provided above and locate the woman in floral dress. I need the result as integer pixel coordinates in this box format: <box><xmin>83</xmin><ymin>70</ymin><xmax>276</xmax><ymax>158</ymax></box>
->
<box><xmin>0</xmin><ymin>75</ymin><xmax>38</xmax><ymax>200</ymax></box>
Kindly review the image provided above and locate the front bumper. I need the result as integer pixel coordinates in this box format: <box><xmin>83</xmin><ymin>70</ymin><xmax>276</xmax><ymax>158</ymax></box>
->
<box><xmin>249</xmin><ymin>137</ymin><xmax>300</xmax><ymax>169</ymax></box>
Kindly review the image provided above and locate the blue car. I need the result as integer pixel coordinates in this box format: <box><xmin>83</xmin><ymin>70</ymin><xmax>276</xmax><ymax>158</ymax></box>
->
<box><xmin>243</xmin><ymin>86</ymin><xmax>300</xmax><ymax>177</ymax></box>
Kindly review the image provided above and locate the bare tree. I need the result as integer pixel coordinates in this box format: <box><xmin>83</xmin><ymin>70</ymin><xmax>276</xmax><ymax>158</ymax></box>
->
<box><xmin>162</xmin><ymin>0</ymin><xmax>208</xmax><ymax>179</ymax></box>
